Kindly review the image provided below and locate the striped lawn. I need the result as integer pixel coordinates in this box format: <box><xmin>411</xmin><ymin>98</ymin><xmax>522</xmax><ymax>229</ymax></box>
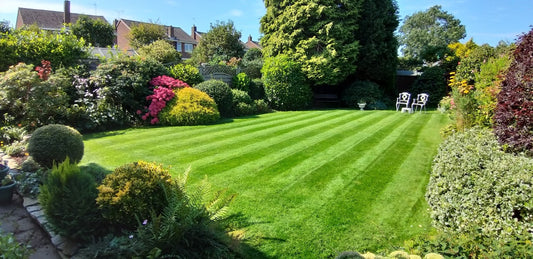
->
<box><xmin>82</xmin><ymin>110</ymin><xmax>448</xmax><ymax>258</ymax></box>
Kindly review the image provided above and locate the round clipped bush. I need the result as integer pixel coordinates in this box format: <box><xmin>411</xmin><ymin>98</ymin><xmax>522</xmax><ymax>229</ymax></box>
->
<box><xmin>232</xmin><ymin>89</ymin><xmax>254</xmax><ymax>116</ymax></box>
<box><xmin>427</xmin><ymin>128</ymin><xmax>533</xmax><ymax>240</ymax></box>
<box><xmin>27</xmin><ymin>124</ymin><xmax>84</xmax><ymax>168</ymax></box>
<box><xmin>159</xmin><ymin>87</ymin><xmax>220</xmax><ymax>126</ymax></box>
<box><xmin>494</xmin><ymin>28</ymin><xmax>533</xmax><ymax>155</ymax></box>
<box><xmin>96</xmin><ymin>161</ymin><xmax>180</xmax><ymax>228</ymax></box>
<box><xmin>262</xmin><ymin>55</ymin><xmax>312</xmax><ymax>110</ymax></box>
<box><xmin>194</xmin><ymin>79</ymin><xmax>233</xmax><ymax>117</ymax></box>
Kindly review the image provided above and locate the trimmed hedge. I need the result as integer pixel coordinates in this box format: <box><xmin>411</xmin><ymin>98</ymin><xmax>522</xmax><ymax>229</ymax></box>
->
<box><xmin>427</xmin><ymin>128</ymin><xmax>533</xmax><ymax>240</ymax></box>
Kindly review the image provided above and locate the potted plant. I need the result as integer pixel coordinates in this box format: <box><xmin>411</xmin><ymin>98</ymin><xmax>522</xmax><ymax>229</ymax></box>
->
<box><xmin>0</xmin><ymin>164</ymin><xmax>16</xmax><ymax>204</ymax></box>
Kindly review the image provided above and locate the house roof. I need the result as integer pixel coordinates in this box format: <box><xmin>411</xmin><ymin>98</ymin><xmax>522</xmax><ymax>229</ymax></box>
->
<box><xmin>17</xmin><ymin>7</ymin><xmax>108</xmax><ymax>30</ymax></box>
<box><xmin>119</xmin><ymin>19</ymin><xmax>197</xmax><ymax>44</ymax></box>
<box><xmin>244</xmin><ymin>35</ymin><xmax>262</xmax><ymax>50</ymax></box>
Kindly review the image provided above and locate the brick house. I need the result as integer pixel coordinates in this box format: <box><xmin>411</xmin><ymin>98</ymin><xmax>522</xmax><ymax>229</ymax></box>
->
<box><xmin>16</xmin><ymin>0</ymin><xmax>108</xmax><ymax>31</ymax></box>
<box><xmin>243</xmin><ymin>35</ymin><xmax>262</xmax><ymax>51</ymax></box>
<box><xmin>115</xmin><ymin>19</ymin><xmax>197</xmax><ymax>59</ymax></box>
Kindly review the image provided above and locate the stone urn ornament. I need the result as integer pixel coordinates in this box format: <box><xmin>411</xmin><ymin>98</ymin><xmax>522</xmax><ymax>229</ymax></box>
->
<box><xmin>357</xmin><ymin>101</ymin><xmax>366</xmax><ymax>111</ymax></box>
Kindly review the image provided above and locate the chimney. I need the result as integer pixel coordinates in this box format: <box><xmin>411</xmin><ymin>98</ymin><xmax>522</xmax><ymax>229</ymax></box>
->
<box><xmin>168</xmin><ymin>25</ymin><xmax>174</xmax><ymax>38</ymax></box>
<box><xmin>63</xmin><ymin>0</ymin><xmax>71</xmax><ymax>24</ymax></box>
<box><xmin>248</xmin><ymin>35</ymin><xmax>252</xmax><ymax>42</ymax></box>
<box><xmin>191</xmin><ymin>25</ymin><xmax>197</xmax><ymax>40</ymax></box>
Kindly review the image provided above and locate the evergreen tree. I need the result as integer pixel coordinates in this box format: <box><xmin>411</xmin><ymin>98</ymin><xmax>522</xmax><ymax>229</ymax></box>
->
<box><xmin>260</xmin><ymin>0</ymin><xmax>361</xmax><ymax>86</ymax></box>
<box><xmin>129</xmin><ymin>22</ymin><xmax>166</xmax><ymax>49</ymax></box>
<box><xmin>354</xmin><ymin>0</ymin><xmax>399</xmax><ymax>96</ymax></box>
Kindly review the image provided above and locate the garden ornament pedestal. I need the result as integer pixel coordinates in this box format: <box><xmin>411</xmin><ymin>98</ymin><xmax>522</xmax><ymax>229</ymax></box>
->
<box><xmin>357</xmin><ymin>103</ymin><xmax>366</xmax><ymax>111</ymax></box>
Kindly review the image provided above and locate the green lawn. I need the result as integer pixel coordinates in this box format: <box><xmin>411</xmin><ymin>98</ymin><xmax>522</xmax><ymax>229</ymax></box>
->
<box><xmin>82</xmin><ymin>110</ymin><xmax>448</xmax><ymax>258</ymax></box>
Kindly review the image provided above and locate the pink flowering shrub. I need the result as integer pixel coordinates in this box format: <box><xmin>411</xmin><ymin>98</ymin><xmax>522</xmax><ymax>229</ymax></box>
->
<box><xmin>140</xmin><ymin>76</ymin><xmax>190</xmax><ymax>124</ymax></box>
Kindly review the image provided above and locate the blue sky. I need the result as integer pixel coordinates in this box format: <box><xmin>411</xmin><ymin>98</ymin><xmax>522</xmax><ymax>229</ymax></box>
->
<box><xmin>1</xmin><ymin>0</ymin><xmax>531</xmax><ymax>46</ymax></box>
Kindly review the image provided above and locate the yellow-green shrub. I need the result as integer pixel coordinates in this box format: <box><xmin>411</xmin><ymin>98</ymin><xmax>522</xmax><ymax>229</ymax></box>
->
<box><xmin>159</xmin><ymin>87</ymin><xmax>220</xmax><ymax>126</ymax></box>
<box><xmin>96</xmin><ymin>161</ymin><xmax>180</xmax><ymax>229</ymax></box>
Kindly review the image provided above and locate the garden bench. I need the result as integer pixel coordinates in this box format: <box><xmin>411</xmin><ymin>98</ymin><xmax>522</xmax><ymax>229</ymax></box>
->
<box><xmin>314</xmin><ymin>93</ymin><xmax>340</xmax><ymax>106</ymax></box>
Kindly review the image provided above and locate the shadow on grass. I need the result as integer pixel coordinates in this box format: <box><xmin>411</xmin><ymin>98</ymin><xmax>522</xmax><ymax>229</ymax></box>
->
<box><xmin>223</xmin><ymin>212</ymin><xmax>283</xmax><ymax>259</ymax></box>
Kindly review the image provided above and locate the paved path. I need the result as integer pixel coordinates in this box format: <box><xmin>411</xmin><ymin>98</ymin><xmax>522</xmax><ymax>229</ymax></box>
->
<box><xmin>0</xmin><ymin>192</ymin><xmax>61</xmax><ymax>259</ymax></box>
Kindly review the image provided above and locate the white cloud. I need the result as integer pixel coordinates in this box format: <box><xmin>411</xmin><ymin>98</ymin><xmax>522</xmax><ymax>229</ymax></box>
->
<box><xmin>230</xmin><ymin>9</ymin><xmax>243</xmax><ymax>17</ymax></box>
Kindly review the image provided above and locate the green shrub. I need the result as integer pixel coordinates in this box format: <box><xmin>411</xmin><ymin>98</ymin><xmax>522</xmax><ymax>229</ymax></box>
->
<box><xmin>262</xmin><ymin>55</ymin><xmax>312</xmax><ymax>110</ymax></box>
<box><xmin>137</xmin><ymin>39</ymin><xmax>181</xmax><ymax>65</ymax></box>
<box><xmin>169</xmin><ymin>63</ymin><xmax>204</xmax><ymax>86</ymax></box>
<box><xmin>254</xmin><ymin>99</ymin><xmax>271</xmax><ymax>114</ymax></box>
<box><xmin>242</xmin><ymin>59</ymin><xmax>263</xmax><ymax>79</ymax></box>
<box><xmin>231</xmin><ymin>89</ymin><xmax>254</xmax><ymax>116</ymax></box>
<box><xmin>159</xmin><ymin>88</ymin><xmax>220</xmax><ymax>126</ymax></box>
<box><xmin>96</xmin><ymin>161</ymin><xmax>180</xmax><ymax>228</ymax></box>
<box><xmin>249</xmin><ymin>78</ymin><xmax>265</xmax><ymax>100</ymax></box>
<box><xmin>341</xmin><ymin>80</ymin><xmax>383</xmax><ymax>109</ymax></box>
<box><xmin>194</xmin><ymin>80</ymin><xmax>233</xmax><ymax>117</ymax></box>
<box><xmin>0</xmin><ymin>62</ymin><xmax>70</xmax><ymax>128</ymax></box>
<box><xmin>427</xmin><ymin>128</ymin><xmax>533</xmax><ymax>240</ymax></box>
<box><xmin>410</xmin><ymin>66</ymin><xmax>447</xmax><ymax>107</ymax></box>
<box><xmin>39</xmin><ymin>159</ymin><xmax>104</xmax><ymax>242</ymax></box>
<box><xmin>27</xmin><ymin>124</ymin><xmax>84</xmax><ymax>168</ymax></box>
<box><xmin>232</xmin><ymin>72</ymin><xmax>251</xmax><ymax>92</ymax></box>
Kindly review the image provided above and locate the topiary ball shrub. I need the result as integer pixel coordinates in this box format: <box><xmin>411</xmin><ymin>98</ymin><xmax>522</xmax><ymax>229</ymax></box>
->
<box><xmin>39</xmin><ymin>158</ymin><xmax>104</xmax><ymax>242</ymax></box>
<box><xmin>341</xmin><ymin>80</ymin><xmax>383</xmax><ymax>109</ymax></box>
<box><xmin>494</xmin><ymin>28</ymin><xmax>533</xmax><ymax>156</ymax></box>
<box><xmin>231</xmin><ymin>89</ymin><xmax>254</xmax><ymax>116</ymax></box>
<box><xmin>427</xmin><ymin>128</ymin><xmax>533</xmax><ymax>241</ymax></box>
<box><xmin>27</xmin><ymin>124</ymin><xmax>84</xmax><ymax>168</ymax></box>
<box><xmin>159</xmin><ymin>88</ymin><xmax>220</xmax><ymax>126</ymax></box>
<box><xmin>96</xmin><ymin>161</ymin><xmax>181</xmax><ymax>229</ymax></box>
<box><xmin>262</xmin><ymin>55</ymin><xmax>312</xmax><ymax>110</ymax></box>
<box><xmin>194</xmin><ymin>80</ymin><xmax>233</xmax><ymax>117</ymax></box>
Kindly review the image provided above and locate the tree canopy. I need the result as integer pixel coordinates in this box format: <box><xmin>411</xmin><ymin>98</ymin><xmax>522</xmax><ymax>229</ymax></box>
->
<box><xmin>399</xmin><ymin>5</ymin><xmax>466</xmax><ymax>62</ymax></box>
<box><xmin>190</xmin><ymin>20</ymin><xmax>244</xmax><ymax>65</ymax></box>
<box><xmin>260</xmin><ymin>0</ymin><xmax>361</xmax><ymax>86</ymax></box>
<box><xmin>71</xmin><ymin>16</ymin><xmax>114</xmax><ymax>47</ymax></box>
<box><xmin>353</xmin><ymin>0</ymin><xmax>399</xmax><ymax>95</ymax></box>
<box><xmin>129</xmin><ymin>22</ymin><xmax>166</xmax><ymax>49</ymax></box>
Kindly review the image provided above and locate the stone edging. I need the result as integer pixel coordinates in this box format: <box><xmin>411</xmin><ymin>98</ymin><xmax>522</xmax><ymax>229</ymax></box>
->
<box><xmin>22</xmin><ymin>196</ymin><xmax>81</xmax><ymax>258</ymax></box>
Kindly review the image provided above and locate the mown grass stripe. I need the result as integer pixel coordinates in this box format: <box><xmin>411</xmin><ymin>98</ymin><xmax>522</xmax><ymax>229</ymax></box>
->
<box><xmin>198</xmin><ymin>111</ymin><xmax>393</xmax><ymax>186</ymax></box>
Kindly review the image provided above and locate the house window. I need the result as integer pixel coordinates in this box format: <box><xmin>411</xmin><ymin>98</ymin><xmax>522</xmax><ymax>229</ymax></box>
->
<box><xmin>184</xmin><ymin>43</ymin><xmax>193</xmax><ymax>53</ymax></box>
<box><xmin>176</xmin><ymin>43</ymin><xmax>182</xmax><ymax>52</ymax></box>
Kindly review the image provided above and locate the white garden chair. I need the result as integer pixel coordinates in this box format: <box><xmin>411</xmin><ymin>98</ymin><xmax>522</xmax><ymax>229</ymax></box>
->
<box><xmin>395</xmin><ymin>92</ymin><xmax>411</xmax><ymax>111</ymax></box>
<box><xmin>411</xmin><ymin>93</ymin><xmax>429</xmax><ymax>113</ymax></box>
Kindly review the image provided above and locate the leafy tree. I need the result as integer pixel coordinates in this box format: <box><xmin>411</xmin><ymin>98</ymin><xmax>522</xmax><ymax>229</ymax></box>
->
<box><xmin>260</xmin><ymin>0</ymin><xmax>360</xmax><ymax>86</ymax></box>
<box><xmin>137</xmin><ymin>39</ymin><xmax>181</xmax><ymax>64</ymax></box>
<box><xmin>129</xmin><ymin>22</ymin><xmax>166</xmax><ymax>49</ymax></box>
<box><xmin>399</xmin><ymin>5</ymin><xmax>466</xmax><ymax>63</ymax></box>
<box><xmin>71</xmin><ymin>16</ymin><xmax>114</xmax><ymax>47</ymax></box>
<box><xmin>354</xmin><ymin>0</ymin><xmax>399</xmax><ymax>95</ymax></box>
<box><xmin>190</xmin><ymin>20</ymin><xmax>244</xmax><ymax>64</ymax></box>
